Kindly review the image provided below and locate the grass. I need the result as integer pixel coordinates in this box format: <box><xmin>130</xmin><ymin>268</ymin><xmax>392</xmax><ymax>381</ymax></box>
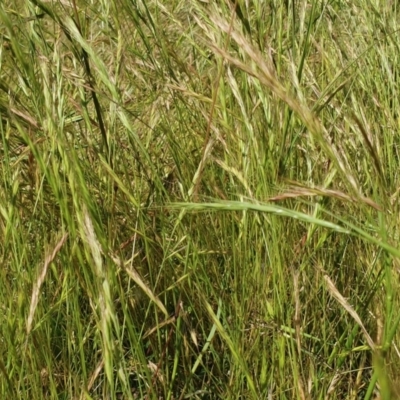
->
<box><xmin>1</xmin><ymin>0</ymin><xmax>400</xmax><ymax>398</ymax></box>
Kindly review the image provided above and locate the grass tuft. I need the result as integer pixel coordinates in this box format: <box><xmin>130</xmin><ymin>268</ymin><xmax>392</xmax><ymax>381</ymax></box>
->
<box><xmin>1</xmin><ymin>0</ymin><xmax>400</xmax><ymax>398</ymax></box>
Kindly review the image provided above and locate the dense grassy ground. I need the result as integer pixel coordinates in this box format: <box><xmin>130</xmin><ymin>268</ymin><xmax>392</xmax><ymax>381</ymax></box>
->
<box><xmin>1</xmin><ymin>0</ymin><xmax>400</xmax><ymax>398</ymax></box>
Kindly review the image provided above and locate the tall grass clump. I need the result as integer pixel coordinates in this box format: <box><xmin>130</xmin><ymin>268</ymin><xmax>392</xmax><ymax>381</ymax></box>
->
<box><xmin>1</xmin><ymin>0</ymin><xmax>400</xmax><ymax>398</ymax></box>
